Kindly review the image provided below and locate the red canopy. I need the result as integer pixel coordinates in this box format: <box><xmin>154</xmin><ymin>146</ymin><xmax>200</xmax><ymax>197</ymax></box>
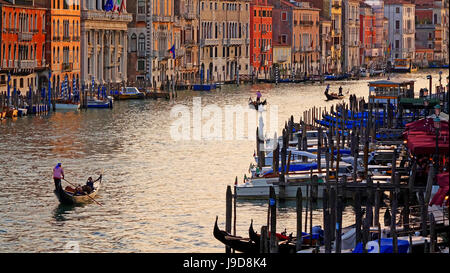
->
<box><xmin>404</xmin><ymin>118</ymin><xmax>449</xmax><ymax>156</ymax></box>
<box><xmin>429</xmin><ymin>172</ymin><xmax>449</xmax><ymax>206</ymax></box>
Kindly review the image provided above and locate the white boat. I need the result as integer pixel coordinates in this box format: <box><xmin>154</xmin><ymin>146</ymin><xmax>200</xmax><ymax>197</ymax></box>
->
<box><xmin>55</xmin><ymin>102</ymin><xmax>80</xmax><ymax>110</ymax></box>
<box><xmin>236</xmin><ymin>172</ymin><xmax>327</xmax><ymax>199</ymax></box>
<box><xmin>360</xmin><ymin>68</ymin><xmax>370</xmax><ymax>77</ymax></box>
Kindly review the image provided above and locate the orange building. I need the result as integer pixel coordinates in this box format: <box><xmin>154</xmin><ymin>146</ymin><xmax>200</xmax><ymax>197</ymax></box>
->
<box><xmin>250</xmin><ymin>0</ymin><xmax>273</xmax><ymax>79</ymax></box>
<box><xmin>35</xmin><ymin>0</ymin><xmax>80</xmax><ymax>95</ymax></box>
<box><xmin>0</xmin><ymin>0</ymin><xmax>47</xmax><ymax>92</ymax></box>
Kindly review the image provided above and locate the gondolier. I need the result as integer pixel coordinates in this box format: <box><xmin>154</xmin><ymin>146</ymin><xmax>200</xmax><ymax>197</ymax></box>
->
<box><xmin>53</xmin><ymin>163</ymin><xmax>64</xmax><ymax>191</ymax></box>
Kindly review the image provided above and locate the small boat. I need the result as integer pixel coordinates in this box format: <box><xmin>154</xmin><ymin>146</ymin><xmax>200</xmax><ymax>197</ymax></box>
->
<box><xmin>54</xmin><ymin>99</ymin><xmax>80</xmax><ymax>110</ymax></box>
<box><xmin>213</xmin><ymin>216</ymin><xmax>258</xmax><ymax>253</ymax></box>
<box><xmin>114</xmin><ymin>87</ymin><xmax>145</xmax><ymax>100</ymax></box>
<box><xmin>360</xmin><ymin>68</ymin><xmax>370</xmax><ymax>77</ymax></box>
<box><xmin>54</xmin><ymin>175</ymin><xmax>102</xmax><ymax>205</ymax></box>
<box><xmin>324</xmin><ymin>91</ymin><xmax>344</xmax><ymax>101</ymax></box>
<box><xmin>249</xmin><ymin>98</ymin><xmax>267</xmax><ymax>109</ymax></box>
<box><xmin>193</xmin><ymin>83</ymin><xmax>217</xmax><ymax>91</ymax></box>
<box><xmin>87</xmin><ymin>98</ymin><xmax>113</xmax><ymax>108</ymax></box>
<box><xmin>248</xmin><ymin>221</ymin><xmax>298</xmax><ymax>253</ymax></box>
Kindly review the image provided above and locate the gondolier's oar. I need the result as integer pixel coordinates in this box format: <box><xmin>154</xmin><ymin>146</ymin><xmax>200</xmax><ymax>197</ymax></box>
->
<box><xmin>63</xmin><ymin>178</ymin><xmax>103</xmax><ymax>206</ymax></box>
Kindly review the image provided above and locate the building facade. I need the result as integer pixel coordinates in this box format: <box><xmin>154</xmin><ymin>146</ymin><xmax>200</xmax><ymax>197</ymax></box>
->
<box><xmin>152</xmin><ymin>0</ymin><xmax>176</xmax><ymax>88</ymax></box>
<box><xmin>34</xmin><ymin>0</ymin><xmax>81</xmax><ymax>96</ymax></box>
<box><xmin>384</xmin><ymin>0</ymin><xmax>415</xmax><ymax>62</ymax></box>
<box><xmin>80</xmin><ymin>0</ymin><xmax>132</xmax><ymax>89</ymax></box>
<box><xmin>199</xmin><ymin>0</ymin><xmax>251</xmax><ymax>83</ymax></box>
<box><xmin>342</xmin><ymin>0</ymin><xmax>360</xmax><ymax>73</ymax></box>
<box><xmin>175</xmin><ymin>0</ymin><xmax>200</xmax><ymax>85</ymax></box>
<box><xmin>127</xmin><ymin>0</ymin><xmax>150</xmax><ymax>86</ymax></box>
<box><xmin>291</xmin><ymin>1</ymin><xmax>320</xmax><ymax>77</ymax></box>
<box><xmin>415</xmin><ymin>0</ymin><xmax>449</xmax><ymax>66</ymax></box>
<box><xmin>271</xmin><ymin>0</ymin><xmax>292</xmax><ymax>77</ymax></box>
<box><xmin>0</xmin><ymin>0</ymin><xmax>47</xmax><ymax>93</ymax></box>
<box><xmin>319</xmin><ymin>18</ymin><xmax>332</xmax><ymax>74</ymax></box>
<box><xmin>359</xmin><ymin>2</ymin><xmax>375</xmax><ymax>67</ymax></box>
<box><xmin>250</xmin><ymin>0</ymin><xmax>272</xmax><ymax>79</ymax></box>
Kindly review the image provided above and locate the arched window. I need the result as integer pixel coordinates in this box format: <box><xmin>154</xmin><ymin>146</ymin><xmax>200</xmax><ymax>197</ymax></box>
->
<box><xmin>138</xmin><ymin>34</ymin><xmax>145</xmax><ymax>52</ymax></box>
<box><xmin>130</xmin><ymin>33</ymin><xmax>137</xmax><ymax>52</ymax></box>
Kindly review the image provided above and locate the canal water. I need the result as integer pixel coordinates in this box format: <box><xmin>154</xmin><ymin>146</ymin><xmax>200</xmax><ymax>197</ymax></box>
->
<box><xmin>0</xmin><ymin>69</ymin><xmax>447</xmax><ymax>252</ymax></box>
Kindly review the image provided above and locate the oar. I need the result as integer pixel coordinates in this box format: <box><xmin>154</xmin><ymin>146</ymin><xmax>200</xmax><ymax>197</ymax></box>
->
<box><xmin>63</xmin><ymin>178</ymin><xmax>103</xmax><ymax>206</ymax></box>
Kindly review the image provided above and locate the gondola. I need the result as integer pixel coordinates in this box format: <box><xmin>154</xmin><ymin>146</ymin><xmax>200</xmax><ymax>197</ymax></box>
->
<box><xmin>248</xmin><ymin>221</ymin><xmax>318</xmax><ymax>253</ymax></box>
<box><xmin>324</xmin><ymin>91</ymin><xmax>344</xmax><ymax>101</ymax></box>
<box><xmin>249</xmin><ymin>98</ymin><xmax>267</xmax><ymax>110</ymax></box>
<box><xmin>54</xmin><ymin>175</ymin><xmax>102</xmax><ymax>205</ymax></box>
<box><xmin>213</xmin><ymin>216</ymin><xmax>258</xmax><ymax>253</ymax></box>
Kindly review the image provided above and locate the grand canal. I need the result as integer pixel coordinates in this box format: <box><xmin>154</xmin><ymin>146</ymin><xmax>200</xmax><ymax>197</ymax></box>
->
<box><xmin>0</xmin><ymin>69</ymin><xmax>447</xmax><ymax>252</ymax></box>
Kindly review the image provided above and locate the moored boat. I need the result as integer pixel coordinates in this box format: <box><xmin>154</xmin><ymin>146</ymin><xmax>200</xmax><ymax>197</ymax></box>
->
<box><xmin>213</xmin><ymin>216</ymin><xmax>258</xmax><ymax>253</ymax></box>
<box><xmin>87</xmin><ymin>98</ymin><xmax>113</xmax><ymax>108</ymax></box>
<box><xmin>113</xmin><ymin>87</ymin><xmax>145</xmax><ymax>100</ymax></box>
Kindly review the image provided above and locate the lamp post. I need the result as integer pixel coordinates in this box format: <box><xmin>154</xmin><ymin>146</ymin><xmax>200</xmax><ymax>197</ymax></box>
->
<box><xmin>427</xmin><ymin>74</ymin><xmax>432</xmax><ymax>98</ymax></box>
<box><xmin>433</xmin><ymin>117</ymin><xmax>441</xmax><ymax>173</ymax></box>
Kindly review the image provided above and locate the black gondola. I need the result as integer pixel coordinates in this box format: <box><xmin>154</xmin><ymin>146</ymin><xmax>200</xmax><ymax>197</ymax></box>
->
<box><xmin>213</xmin><ymin>216</ymin><xmax>259</xmax><ymax>253</ymax></box>
<box><xmin>249</xmin><ymin>98</ymin><xmax>267</xmax><ymax>110</ymax></box>
<box><xmin>324</xmin><ymin>91</ymin><xmax>344</xmax><ymax>101</ymax></box>
<box><xmin>54</xmin><ymin>176</ymin><xmax>102</xmax><ymax>205</ymax></box>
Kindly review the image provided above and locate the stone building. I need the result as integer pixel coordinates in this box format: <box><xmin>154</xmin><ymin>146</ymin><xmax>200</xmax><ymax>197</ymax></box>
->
<box><xmin>384</xmin><ymin>0</ymin><xmax>415</xmax><ymax>61</ymax></box>
<box><xmin>199</xmin><ymin>0</ymin><xmax>251</xmax><ymax>83</ymax></box>
<box><xmin>343</xmin><ymin>0</ymin><xmax>361</xmax><ymax>73</ymax></box>
<box><xmin>80</xmin><ymin>0</ymin><xmax>132</xmax><ymax>89</ymax></box>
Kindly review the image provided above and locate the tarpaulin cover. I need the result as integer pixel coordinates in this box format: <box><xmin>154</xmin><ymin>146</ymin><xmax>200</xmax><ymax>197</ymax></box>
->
<box><xmin>430</xmin><ymin>172</ymin><xmax>449</xmax><ymax>206</ymax></box>
<box><xmin>353</xmin><ymin>238</ymin><xmax>409</xmax><ymax>253</ymax></box>
<box><xmin>263</xmin><ymin>163</ymin><xmax>318</xmax><ymax>175</ymax></box>
<box><xmin>403</xmin><ymin>118</ymin><xmax>449</xmax><ymax>155</ymax></box>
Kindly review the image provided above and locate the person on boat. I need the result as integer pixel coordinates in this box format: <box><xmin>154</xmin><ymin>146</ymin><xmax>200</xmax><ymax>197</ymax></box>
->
<box><xmin>325</xmin><ymin>84</ymin><xmax>330</xmax><ymax>95</ymax></box>
<box><xmin>53</xmin><ymin>163</ymin><xmax>64</xmax><ymax>191</ymax></box>
<box><xmin>84</xmin><ymin>175</ymin><xmax>101</xmax><ymax>193</ymax></box>
<box><xmin>74</xmin><ymin>185</ymin><xmax>84</xmax><ymax>195</ymax></box>
<box><xmin>256</xmin><ymin>91</ymin><xmax>262</xmax><ymax>102</ymax></box>
<box><xmin>338</xmin><ymin>86</ymin><xmax>343</xmax><ymax>96</ymax></box>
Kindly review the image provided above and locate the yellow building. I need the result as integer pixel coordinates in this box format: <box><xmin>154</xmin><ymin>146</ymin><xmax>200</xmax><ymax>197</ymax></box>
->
<box><xmin>152</xmin><ymin>0</ymin><xmax>175</xmax><ymax>89</ymax></box>
<box><xmin>273</xmin><ymin>45</ymin><xmax>291</xmax><ymax>78</ymax></box>
<box><xmin>330</xmin><ymin>0</ymin><xmax>342</xmax><ymax>74</ymax></box>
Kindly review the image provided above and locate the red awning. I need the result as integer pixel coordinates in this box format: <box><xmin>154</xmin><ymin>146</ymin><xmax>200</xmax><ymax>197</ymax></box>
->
<box><xmin>404</xmin><ymin>118</ymin><xmax>449</xmax><ymax>156</ymax></box>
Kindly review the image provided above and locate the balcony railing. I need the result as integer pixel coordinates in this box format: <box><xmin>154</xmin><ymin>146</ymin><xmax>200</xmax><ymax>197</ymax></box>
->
<box><xmin>53</xmin><ymin>36</ymin><xmax>61</xmax><ymax>41</ymax></box>
<box><xmin>19</xmin><ymin>60</ymin><xmax>37</xmax><ymax>69</ymax></box>
<box><xmin>299</xmin><ymin>20</ymin><xmax>314</xmax><ymax>26</ymax></box>
<box><xmin>136</xmin><ymin>14</ymin><xmax>147</xmax><ymax>22</ymax></box>
<box><xmin>62</xmin><ymin>36</ymin><xmax>71</xmax><ymax>42</ymax></box>
<box><xmin>18</xmin><ymin>32</ymin><xmax>33</xmax><ymax>41</ymax></box>
<box><xmin>184</xmin><ymin>39</ymin><xmax>196</xmax><ymax>47</ymax></box>
<box><xmin>403</xmin><ymin>29</ymin><xmax>414</xmax><ymax>34</ymax></box>
<box><xmin>201</xmin><ymin>38</ymin><xmax>220</xmax><ymax>46</ymax></box>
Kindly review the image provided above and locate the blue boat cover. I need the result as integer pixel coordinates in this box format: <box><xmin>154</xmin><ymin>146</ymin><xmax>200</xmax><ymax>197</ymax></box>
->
<box><xmin>263</xmin><ymin>162</ymin><xmax>318</xmax><ymax>175</ymax></box>
<box><xmin>352</xmin><ymin>238</ymin><xmax>409</xmax><ymax>253</ymax></box>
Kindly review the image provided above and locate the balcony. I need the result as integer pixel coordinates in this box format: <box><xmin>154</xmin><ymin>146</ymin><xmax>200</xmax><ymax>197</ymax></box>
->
<box><xmin>18</xmin><ymin>32</ymin><xmax>33</xmax><ymax>41</ymax></box>
<box><xmin>184</xmin><ymin>39</ymin><xmax>196</xmax><ymax>47</ymax></box>
<box><xmin>299</xmin><ymin>20</ymin><xmax>314</xmax><ymax>26</ymax></box>
<box><xmin>62</xmin><ymin>36</ymin><xmax>71</xmax><ymax>42</ymax></box>
<box><xmin>228</xmin><ymin>38</ymin><xmax>245</xmax><ymax>45</ymax></box>
<box><xmin>176</xmin><ymin>48</ymin><xmax>186</xmax><ymax>58</ymax></box>
<box><xmin>184</xmin><ymin>12</ymin><xmax>196</xmax><ymax>20</ymax></box>
<box><xmin>73</xmin><ymin>36</ymin><xmax>80</xmax><ymax>42</ymax></box>
<box><xmin>201</xmin><ymin>38</ymin><xmax>220</xmax><ymax>46</ymax></box>
<box><xmin>19</xmin><ymin>60</ymin><xmax>37</xmax><ymax>69</ymax></box>
<box><xmin>53</xmin><ymin>36</ymin><xmax>61</xmax><ymax>41</ymax></box>
<box><xmin>300</xmin><ymin>46</ymin><xmax>313</xmax><ymax>52</ymax></box>
<box><xmin>62</xmin><ymin>62</ymin><xmax>73</xmax><ymax>72</ymax></box>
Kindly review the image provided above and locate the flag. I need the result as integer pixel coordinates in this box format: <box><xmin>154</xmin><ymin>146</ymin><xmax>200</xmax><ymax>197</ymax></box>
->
<box><xmin>168</xmin><ymin>44</ymin><xmax>175</xmax><ymax>59</ymax></box>
<box><xmin>104</xmin><ymin>0</ymin><xmax>114</xmax><ymax>11</ymax></box>
<box><xmin>113</xmin><ymin>0</ymin><xmax>121</xmax><ymax>12</ymax></box>
<box><xmin>119</xmin><ymin>0</ymin><xmax>126</xmax><ymax>14</ymax></box>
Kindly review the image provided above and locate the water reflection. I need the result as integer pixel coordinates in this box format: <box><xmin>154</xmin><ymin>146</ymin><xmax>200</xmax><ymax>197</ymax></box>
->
<box><xmin>0</xmin><ymin>69</ymin><xmax>447</xmax><ymax>252</ymax></box>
